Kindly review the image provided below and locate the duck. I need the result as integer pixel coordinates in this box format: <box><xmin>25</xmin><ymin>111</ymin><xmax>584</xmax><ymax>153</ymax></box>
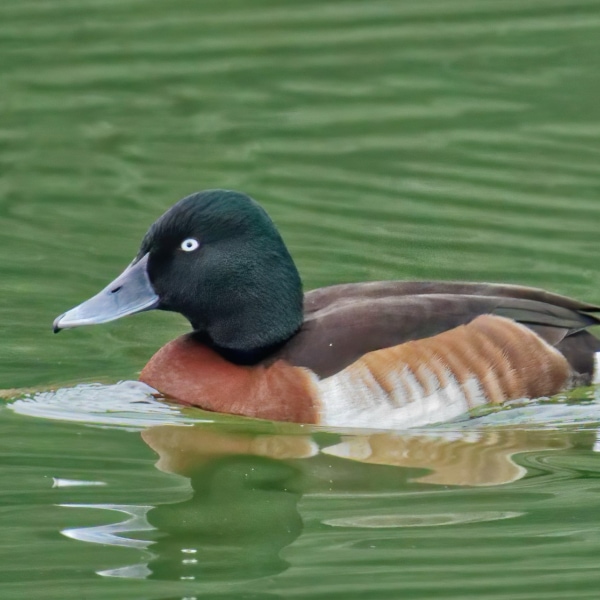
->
<box><xmin>53</xmin><ymin>189</ymin><xmax>600</xmax><ymax>429</ymax></box>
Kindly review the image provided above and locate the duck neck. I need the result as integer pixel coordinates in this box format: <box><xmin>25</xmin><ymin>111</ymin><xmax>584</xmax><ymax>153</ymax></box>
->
<box><xmin>189</xmin><ymin>262</ymin><xmax>304</xmax><ymax>364</ymax></box>
<box><xmin>192</xmin><ymin>331</ymin><xmax>292</xmax><ymax>365</ymax></box>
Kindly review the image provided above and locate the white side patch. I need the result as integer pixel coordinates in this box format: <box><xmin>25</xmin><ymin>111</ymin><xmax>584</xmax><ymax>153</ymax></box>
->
<box><xmin>594</xmin><ymin>352</ymin><xmax>600</xmax><ymax>385</ymax></box>
<box><xmin>402</xmin><ymin>367</ymin><xmax>424</xmax><ymax>403</ymax></box>
<box><xmin>318</xmin><ymin>365</ymin><xmax>486</xmax><ymax>429</ymax></box>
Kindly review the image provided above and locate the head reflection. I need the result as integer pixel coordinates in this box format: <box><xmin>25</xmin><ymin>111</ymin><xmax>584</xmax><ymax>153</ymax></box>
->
<box><xmin>139</xmin><ymin>426</ymin><xmax>314</xmax><ymax>582</ymax></box>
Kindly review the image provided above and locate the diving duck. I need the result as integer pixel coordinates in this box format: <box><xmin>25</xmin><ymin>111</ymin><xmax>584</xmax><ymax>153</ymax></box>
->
<box><xmin>54</xmin><ymin>190</ymin><xmax>600</xmax><ymax>429</ymax></box>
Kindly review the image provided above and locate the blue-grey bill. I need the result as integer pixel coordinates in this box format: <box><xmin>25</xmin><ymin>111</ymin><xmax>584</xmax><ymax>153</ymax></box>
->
<box><xmin>53</xmin><ymin>253</ymin><xmax>159</xmax><ymax>332</ymax></box>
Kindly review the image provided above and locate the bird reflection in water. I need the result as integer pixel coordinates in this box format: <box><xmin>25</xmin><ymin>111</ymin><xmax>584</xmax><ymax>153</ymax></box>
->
<box><xmin>137</xmin><ymin>426</ymin><xmax>316</xmax><ymax>582</ymax></box>
<box><xmin>62</xmin><ymin>423</ymin><xmax>577</xmax><ymax>582</ymax></box>
<box><xmin>322</xmin><ymin>428</ymin><xmax>570</xmax><ymax>486</ymax></box>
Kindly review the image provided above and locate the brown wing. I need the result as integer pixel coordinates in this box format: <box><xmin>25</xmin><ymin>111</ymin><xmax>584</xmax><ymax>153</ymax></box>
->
<box><xmin>275</xmin><ymin>281</ymin><xmax>600</xmax><ymax>379</ymax></box>
<box><xmin>304</xmin><ymin>281</ymin><xmax>600</xmax><ymax>313</ymax></box>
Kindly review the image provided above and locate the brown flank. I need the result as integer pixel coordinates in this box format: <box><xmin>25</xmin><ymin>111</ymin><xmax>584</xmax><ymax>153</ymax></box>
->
<box><xmin>343</xmin><ymin>315</ymin><xmax>572</xmax><ymax>407</ymax></box>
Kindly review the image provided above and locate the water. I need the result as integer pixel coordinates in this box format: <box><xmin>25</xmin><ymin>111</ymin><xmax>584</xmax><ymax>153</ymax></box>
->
<box><xmin>2</xmin><ymin>0</ymin><xmax>600</xmax><ymax>597</ymax></box>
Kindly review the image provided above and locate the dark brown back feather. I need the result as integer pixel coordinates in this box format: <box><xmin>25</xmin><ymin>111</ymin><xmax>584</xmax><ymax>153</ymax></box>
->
<box><xmin>275</xmin><ymin>281</ymin><xmax>600</xmax><ymax>379</ymax></box>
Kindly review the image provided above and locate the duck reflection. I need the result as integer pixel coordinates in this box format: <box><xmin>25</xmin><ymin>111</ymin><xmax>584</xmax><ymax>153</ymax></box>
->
<box><xmin>323</xmin><ymin>428</ymin><xmax>571</xmax><ymax>486</ymax></box>
<box><xmin>138</xmin><ymin>426</ymin><xmax>316</xmax><ymax>582</ymax></box>
<box><xmin>61</xmin><ymin>422</ymin><xmax>577</xmax><ymax>583</ymax></box>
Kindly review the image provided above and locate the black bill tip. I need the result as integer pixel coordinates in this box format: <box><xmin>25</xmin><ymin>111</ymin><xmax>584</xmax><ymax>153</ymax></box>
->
<box><xmin>53</xmin><ymin>314</ymin><xmax>65</xmax><ymax>333</ymax></box>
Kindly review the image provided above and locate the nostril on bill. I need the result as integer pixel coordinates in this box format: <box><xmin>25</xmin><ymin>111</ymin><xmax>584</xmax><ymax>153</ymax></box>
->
<box><xmin>110</xmin><ymin>286</ymin><xmax>122</xmax><ymax>294</ymax></box>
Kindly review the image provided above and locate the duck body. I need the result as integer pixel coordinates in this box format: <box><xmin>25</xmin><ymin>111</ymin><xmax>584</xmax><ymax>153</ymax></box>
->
<box><xmin>54</xmin><ymin>190</ymin><xmax>600</xmax><ymax>429</ymax></box>
<box><xmin>140</xmin><ymin>281</ymin><xmax>597</xmax><ymax>428</ymax></box>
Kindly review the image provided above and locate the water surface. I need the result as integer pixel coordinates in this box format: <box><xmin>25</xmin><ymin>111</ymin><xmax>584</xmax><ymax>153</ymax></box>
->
<box><xmin>2</xmin><ymin>0</ymin><xmax>600</xmax><ymax>597</ymax></box>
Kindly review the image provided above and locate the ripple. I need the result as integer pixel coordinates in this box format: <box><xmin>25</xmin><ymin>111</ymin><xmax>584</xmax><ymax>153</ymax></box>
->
<box><xmin>323</xmin><ymin>511</ymin><xmax>524</xmax><ymax>528</ymax></box>
<box><xmin>60</xmin><ymin>503</ymin><xmax>154</xmax><ymax>548</ymax></box>
<box><xmin>7</xmin><ymin>381</ymin><xmax>203</xmax><ymax>428</ymax></box>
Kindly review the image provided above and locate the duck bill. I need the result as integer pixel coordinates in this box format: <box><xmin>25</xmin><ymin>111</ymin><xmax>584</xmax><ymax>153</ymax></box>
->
<box><xmin>53</xmin><ymin>253</ymin><xmax>159</xmax><ymax>332</ymax></box>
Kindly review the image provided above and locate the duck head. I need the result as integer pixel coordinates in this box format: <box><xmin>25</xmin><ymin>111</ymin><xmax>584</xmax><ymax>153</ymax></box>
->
<box><xmin>53</xmin><ymin>190</ymin><xmax>304</xmax><ymax>362</ymax></box>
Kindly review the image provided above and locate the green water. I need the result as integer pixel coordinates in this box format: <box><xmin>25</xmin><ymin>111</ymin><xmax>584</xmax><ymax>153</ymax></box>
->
<box><xmin>3</xmin><ymin>0</ymin><xmax>600</xmax><ymax>597</ymax></box>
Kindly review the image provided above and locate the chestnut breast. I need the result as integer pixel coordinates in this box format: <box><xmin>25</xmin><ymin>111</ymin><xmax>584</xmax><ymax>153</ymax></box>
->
<box><xmin>140</xmin><ymin>335</ymin><xmax>322</xmax><ymax>423</ymax></box>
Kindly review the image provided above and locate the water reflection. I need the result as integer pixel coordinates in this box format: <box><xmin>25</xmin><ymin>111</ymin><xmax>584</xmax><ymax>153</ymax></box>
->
<box><xmin>322</xmin><ymin>429</ymin><xmax>571</xmax><ymax>486</ymax></box>
<box><xmin>140</xmin><ymin>452</ymin><xmax>305</xmax><ymax>581</ymax></box>
<box><xmin>140</xmin><ymin>427</ymin><xmax>320</xmax><ymax>580</ymax></box>
<box><xmin>57</xmin><ymin>423</ymin><xmax>593</xmax><ymax>582</ymax></box>
<box><xmin>62</xmin><ymin>426</ymin><xmax>312</xmax><ymax>582</ymax></box>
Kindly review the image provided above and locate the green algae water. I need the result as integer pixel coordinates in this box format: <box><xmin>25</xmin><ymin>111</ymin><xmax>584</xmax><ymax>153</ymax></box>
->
<box><xmin>3</xmin><ymin>0</ymin><xmax>600</xmax><ymax>597</ymax></box>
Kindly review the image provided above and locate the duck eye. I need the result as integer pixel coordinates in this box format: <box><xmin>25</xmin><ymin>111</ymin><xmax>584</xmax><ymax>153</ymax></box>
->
<box><xmin>180</xmin><ymin>238</ymin><xmax>200</xmax><ymax>252</ymax></box>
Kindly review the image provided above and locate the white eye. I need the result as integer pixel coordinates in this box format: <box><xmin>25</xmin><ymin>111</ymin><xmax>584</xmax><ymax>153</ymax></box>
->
<box><xmin>180</xmin><ymin>238</ymin><xmax>200</xmax><ymax>252</ymax></box>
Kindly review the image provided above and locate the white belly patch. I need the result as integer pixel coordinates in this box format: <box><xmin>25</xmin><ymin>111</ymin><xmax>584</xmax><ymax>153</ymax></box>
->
<box><xmin>318</xmin><ymin>364</ymin><xmax>487</xmax><ymax>429</ymax></box>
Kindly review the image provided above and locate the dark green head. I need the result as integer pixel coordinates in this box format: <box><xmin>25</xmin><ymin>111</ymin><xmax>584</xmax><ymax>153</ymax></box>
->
<box><xmin>54</xmin><ymin>190</ymin><xmax>304</xmax><ymax>362</ymax></box>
